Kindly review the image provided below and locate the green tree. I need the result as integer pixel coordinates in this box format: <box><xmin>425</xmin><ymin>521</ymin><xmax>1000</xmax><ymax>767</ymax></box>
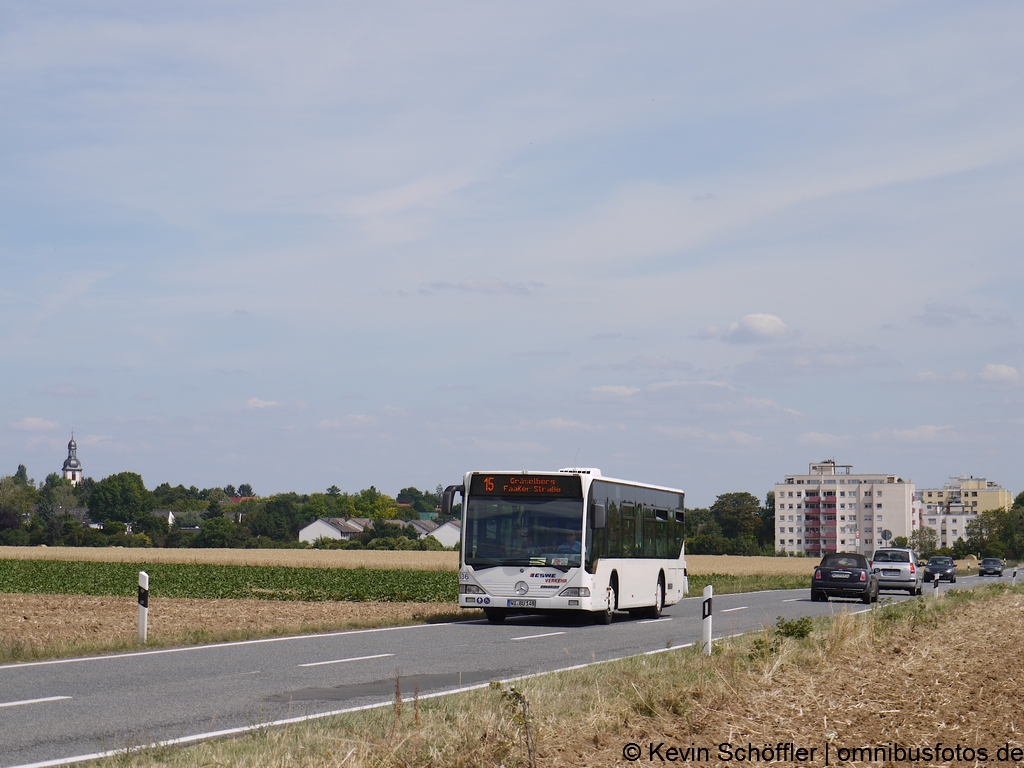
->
<box><xmin>135</xmin><ymin>513</ymin><xmax>170</xmax><ymax>544</ymax></box>
<box><xmin>353</xmin><ymin>486</ymin><xmax>398</xmax><ymax>520</ymax></box>
<box><xmin>966</xmin><ymin>509</ymin><xmax>1008</xmax><ymax>557</ymax></box>
<box><xmin>758</xmin><ymin>491</ymin><xmax>776</xmax><ymax>550</ymax></box>
<box><xmin>223</xmin><ymin>484</ymin><xmax>237</xmax><ymax>497</ymax></box>
<box><xmin>237</xmin><ymin>483</ymin><xmax>254</xmax><ymax>497</ymax></box>
<box><xmin>397</xmin><ymin>487</ymin><xmax>441</xmax><ymax>519</ymax></box>
<box><xmin>0</xmin><ymin>475</ymin><xmax>37</xmax><ymax>521</ymax></box>
<box><xmin>15</xmin><ymin>464</ymin><xmax>33</xmax><ymax>486</ymax></box>
<box><xmin>198</xmin><ymin>516</ymin><xmax>235</xmax><ymax>547</ymax></box>
<box><xmin>909</xmin><ymin>526</ymin><xmax>938</xmax><ymax>559</ymax></box>
<box><xmin>710</xmin><ymin>492</ymin><xmax>762</xmax><ymax>544</ymax></box>
<box><xmin>326</xmin><ymin>485</ymin><xmax>341</xmax><ymax>497</ymax></box>
<box><xmin>74</xmin><ymin>476</ymin><xmax>95</xmax><ymax>506</ymax></box>
<box><xmin>891</xmin><ymin>536</ymin><xmax>909</xmax><ymax>548</ymax></box>
<box><xmin>87</xmin><ymin>472</ymin><xmax>155</xmax><ymax>524</ymax></box>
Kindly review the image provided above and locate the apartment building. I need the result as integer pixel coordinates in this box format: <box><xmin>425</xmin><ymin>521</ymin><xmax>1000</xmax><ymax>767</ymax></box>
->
<box><xmin>775</xmin><ymin>460</ymin><xmax>916</xmax><ymax>557</ymax></box>
<box><xmin>916</xmin><ymin>476</ymin><xmax>1012</xmax><ymax>549</ymax></box>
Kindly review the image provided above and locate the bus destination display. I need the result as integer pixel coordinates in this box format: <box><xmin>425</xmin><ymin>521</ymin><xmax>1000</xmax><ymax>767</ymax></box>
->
<box><xmin>469</xmin><ymin>474</ymin><xmax>582</xmax><ymax>498</ymax></box>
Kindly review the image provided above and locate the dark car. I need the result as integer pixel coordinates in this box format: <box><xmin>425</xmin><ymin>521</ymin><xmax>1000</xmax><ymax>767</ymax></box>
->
<box><xmin>979</xmin><ymin>557</ymin><xmax>1004</xmax><ymax>577</ymax></box>
<box><xmin>812</xmin><ymin>553</ymin><xmax>879</xmax><ymax>604</ymax></box>
<box><xmin>924</xmin><ymin>556</ymin><xmax>957</xmax><ymax>583</ymax></box>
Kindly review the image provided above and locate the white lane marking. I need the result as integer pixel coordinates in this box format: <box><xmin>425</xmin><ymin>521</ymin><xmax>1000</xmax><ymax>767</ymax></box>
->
<box><xmin>781</xmin><ymin>598</ymin><xmax>801</xmax><ymax>603</ymax></box>
<box><xmin>720</xmin><ymin>606</ymin><xmax>748</xmax><ymax>613</ymax></box>
<box><xmin>8</xmin><ymin>635</ymin><xmax>762</xmax><ymax>768</ymax></box>
<box><xmin>299</xmin><ymin>653</ymin><xmax>393</xmax><ymax>668</ymax></box>
<box><xmin>0</xmin><ymin>696</ymin><xmax>71</xmax><ymax>709</ymax></box>
<box><xmin>638</xmin><ymin>617</ymin><xmax>673</xmax><ymax>624</ymax></box>
<box><xmin>0</xmin><ymin>622</ymin><xmax>451</xmax><ymax>671</ymax></box>
<box><xmin>510</xmin><ymin>631</ymin><xmax>565</xmax><ymax>641</ymax></box>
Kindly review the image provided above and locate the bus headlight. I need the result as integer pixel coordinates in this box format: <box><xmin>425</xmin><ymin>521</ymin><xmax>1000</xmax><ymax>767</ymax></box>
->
<box><xmin>559</xmin><ymin>587</ymin><xmax>590</xmax><ymax>597</ymax></box>
<box><xmin>459</xmin><ymin>584</ymin><xmax>485</xmax><ymax>595</ymax></box>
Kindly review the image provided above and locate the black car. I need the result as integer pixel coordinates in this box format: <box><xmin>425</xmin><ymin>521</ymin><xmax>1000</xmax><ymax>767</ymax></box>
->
<box><xmin>924</xmin><ymin>556</ymin><xmax>957</xmax><ymax>583</ymax></box>
<box><xmin>979</xmin><ymin>557</ymin><xmax>1004</xmax><ymax>577</ymax></box>
<box><xmin>812</xmin><ymin>553</ymin><xmax>879</xmax><ymax>604</ymax></box>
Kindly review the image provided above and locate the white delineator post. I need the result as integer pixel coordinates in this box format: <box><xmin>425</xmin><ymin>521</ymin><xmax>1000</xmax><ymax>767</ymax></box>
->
<box><xmin>1013</xmin><ymin>568</ymin><xmax>1018</xmax><ymax>587</ymax></box>
<box><xmin>138</xmin><ymin>571</ymin><xmax>149</xmax><ymax>643</ymax></box>
<box><xmin>932</xmin><ymin>578</ymin><xmax>939</xmax><ymax>598</ymax></box>
<box><xmin>701</xmin><ymin>584</ymin><xmax>713</xmax><ymax>656</ymax></box>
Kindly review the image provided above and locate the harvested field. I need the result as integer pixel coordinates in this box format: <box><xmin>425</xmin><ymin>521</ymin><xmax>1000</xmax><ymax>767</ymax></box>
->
<box><xmin>685</xmin><ymin>554</ymin><xmax>814</xmax><ymax>576</ymax></box>
<box><xmin>0</xmin><ymin>593</ymin><xmax>468</xmax><ymax>651</ymax></box>
<box><xmin>2</xmin><ymin>548</ymin><xmax>814</xmax><ymax>576</ymax></box>
<box><xmin>0</xmin><ymin>546</ymin><xmax>458</xmax><ymax>570</ymax></box>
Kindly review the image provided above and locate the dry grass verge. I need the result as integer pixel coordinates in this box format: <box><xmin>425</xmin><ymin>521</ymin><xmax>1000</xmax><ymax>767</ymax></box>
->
<box><xmin>0</xmin><ymin>594</ymin><xmax>473</xmax><ymax>663</ymax></box>
<box><xmin>79</xmin><ymin>584</ymin><xmax>1024</xmax><ymax>768</ymax></box>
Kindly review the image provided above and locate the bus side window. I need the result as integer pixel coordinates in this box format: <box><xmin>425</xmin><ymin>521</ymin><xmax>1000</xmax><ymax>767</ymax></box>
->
<box><xmin>620</xmin><ymin>504</ymin><xmax>635</xmax><ymax>558</ymax></box>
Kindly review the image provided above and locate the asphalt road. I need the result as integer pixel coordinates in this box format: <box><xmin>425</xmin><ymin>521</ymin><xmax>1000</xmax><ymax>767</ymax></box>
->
<box><xmin>0</xmin><ymin>573</ymin><xmax>1002</xmax><ymax>768</ymax></box>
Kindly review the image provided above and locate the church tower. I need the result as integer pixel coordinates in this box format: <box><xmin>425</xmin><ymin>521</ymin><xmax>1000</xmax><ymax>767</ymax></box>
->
<box><xmin>62</xmin><ymin>434</ymin><xmax>83</xmax><ymax>486</ymax></box>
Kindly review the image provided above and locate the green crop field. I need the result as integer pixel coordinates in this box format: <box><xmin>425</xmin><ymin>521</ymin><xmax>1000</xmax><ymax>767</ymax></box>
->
<box><xmin>0</xmin><ymin>560</ymin><xmax>456</xmax><ymax>602</ymax></box>
<box><xmin>0</xmin><ymin>559</ymin><xmax>809</xmax><ymax>603</ymax></box>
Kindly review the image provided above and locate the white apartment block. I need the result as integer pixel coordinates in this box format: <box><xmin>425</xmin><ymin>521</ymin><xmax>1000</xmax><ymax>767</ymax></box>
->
<box><xmin>915</xmin><ymin>476</ymin><xmax>1012</xmax><ymax>549</ymax></box>
<box><xmin>775</xmin><ymin>460</ymin><xmax>916</xmax><ymax>557</ymax></box>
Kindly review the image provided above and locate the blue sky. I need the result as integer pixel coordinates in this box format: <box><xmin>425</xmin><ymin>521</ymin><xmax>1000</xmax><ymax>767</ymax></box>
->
<box><xmin>2</xmin><ymin>2</ymin><xmax>1023</xmax><ymax>507</ymax></box>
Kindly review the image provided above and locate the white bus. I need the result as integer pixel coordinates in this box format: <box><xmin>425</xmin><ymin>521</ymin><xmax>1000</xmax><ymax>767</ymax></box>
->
<box><xmin>442</xmin><ymin>468</ymin><xmax>687</xmax><ymax>624</ymax></box>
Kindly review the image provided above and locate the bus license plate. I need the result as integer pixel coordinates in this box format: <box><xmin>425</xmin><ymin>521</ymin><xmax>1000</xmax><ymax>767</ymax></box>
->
<box><xmin>507</xmin><ymin>599</ymin><xmax>536</xmax><ymax>608</ymax></box>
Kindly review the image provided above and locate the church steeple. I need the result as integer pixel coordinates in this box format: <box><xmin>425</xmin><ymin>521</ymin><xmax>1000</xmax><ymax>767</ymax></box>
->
<box><xmin>62</xmin><ymin>432</ymin><xmax>83</xmax><ymax>486</ymax></box>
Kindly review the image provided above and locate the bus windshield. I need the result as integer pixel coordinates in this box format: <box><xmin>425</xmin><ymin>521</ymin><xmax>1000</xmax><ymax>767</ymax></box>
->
<box><xmin>464</xmin><ymin>495</ymin><xmax>584</xmax><ymax>570</ymax></box>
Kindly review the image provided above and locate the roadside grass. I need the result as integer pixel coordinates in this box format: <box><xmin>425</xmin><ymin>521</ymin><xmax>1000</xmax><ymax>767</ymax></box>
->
<box><xmin>689</xmin><ymin>573</ymin><xmax>807</xmax><ymax>594</ymax></box>
<box><xmin>76</xmin><ymin>582</ymin><xmax>1024</xmax><ymax>768</ymax></box>
<box><xmin>0</xmin><ymin>609</ymin><xmax>473</xmax><ymax>666</ymax></box>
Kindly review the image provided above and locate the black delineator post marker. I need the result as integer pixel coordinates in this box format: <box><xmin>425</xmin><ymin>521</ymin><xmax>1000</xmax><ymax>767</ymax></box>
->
<box><xmin>138</xmin><ymin>571</ymin><xmax>149</xmax><ymax>643</ymax></box>
<box><xmin>701</xmin><ymin>584</ymin><xmax>713</xmax><ymax>656</ymax></box>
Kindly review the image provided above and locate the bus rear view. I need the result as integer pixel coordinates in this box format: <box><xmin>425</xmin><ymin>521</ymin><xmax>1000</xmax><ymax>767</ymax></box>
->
<box><xmin>446</xmin><ymin>469</ymin><xmax>687</xmax><ymax>624</ymax></box>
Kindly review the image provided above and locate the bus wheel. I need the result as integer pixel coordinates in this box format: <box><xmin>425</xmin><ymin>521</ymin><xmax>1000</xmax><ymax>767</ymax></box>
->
<box><xmin>484</xmin><ymin>608</ymin><xmax>506</xmax><ymax>624</ymax></box>
<box><xmin>594</xmin><ymin>584</ymin><xmax>615</xmax><ymax>625</ymax></box>
<box><xmin>644</xmin><ymin>579</ymin><xmax>664</xmax><ymax>619</ymax></box>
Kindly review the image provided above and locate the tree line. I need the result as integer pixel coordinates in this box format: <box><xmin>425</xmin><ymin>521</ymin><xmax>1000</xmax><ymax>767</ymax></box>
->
<box><xmin>0</xmin><ymin>465</ymin><xmax>451</xmax><ymax>550</ymax></box>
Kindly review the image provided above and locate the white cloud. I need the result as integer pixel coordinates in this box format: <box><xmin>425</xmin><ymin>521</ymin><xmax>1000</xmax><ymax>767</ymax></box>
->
<box><xmin>870</xmin><ymin>425</ymin><xmax>952</xmax><ymax>443</ymax></box>
<box><xmin>421</xmin><ymin>279</ymin><xmax>542</xmax><ymax>296</ymax></box>
<box><xmin>245</xmin><ymin>398</ymin><xmax>278</xmax><ymax>409</ymax></box>
<box><xmin>648</xmin><ymin>379</ymin><xmax>734</xmax><ymax>392</ymax></box>
<box><xmin>654</xmin><ymin>426</ymin><xmax>761</xmax><ymax>445</ymax></box>
<box><xmin>700</xmin><ymin>397</ymin><xmax>803</xmax><ymax>417</ymax></box>
<box><xmin>536</xmin><ymin>417</ymin><xmax>592</xmax><ymax>430</ymax></box>
<box><xmin>980</xmin><ymin>364</ymin><xmax>1019</xmax><ymax>384</ymax></box>
<box><xmin>591</xmin><ymin>385</ymin><xmax>640</xmax><ymax>397</ymax></box>
<box><xmin>319</xmin><ymin>415</ymin><xmax>376</xmax><ymax>428</ymax></box>
<box><xmin>11</xmin><ymin>417</ymin><xmax>59</xmax><ymax>431</ymax></box>
<box><xmin>80</xmin><ymin>434</ymin><xmax>113</xmax><ymax>446</ymax></box>
<box><xmin>699</xmin><ymin>314</ymin><xmax>794</xmax><ymax>344</ymax></box>
<box><xmin>798</xmin><ymin>432</ymin><xmax>847</xmax><ymax>446</ymax></box>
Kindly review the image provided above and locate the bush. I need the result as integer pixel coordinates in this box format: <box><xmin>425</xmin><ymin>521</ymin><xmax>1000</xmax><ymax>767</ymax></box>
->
<box><xmin>775</xmin><ymin>615</ymin><xmax>813</xmax><ymax>638</ymax></box>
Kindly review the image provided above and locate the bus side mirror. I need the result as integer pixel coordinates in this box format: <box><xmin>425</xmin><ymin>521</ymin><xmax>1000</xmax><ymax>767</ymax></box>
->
<box><xmin>442</xmin><ymin>485</ymin><xmax>462</xmax><ymax>518</ymax></box>
<box><xmin>591</xmin><ymin>503</ymin><xmax>606</xmax><ymax>529</ymax></box>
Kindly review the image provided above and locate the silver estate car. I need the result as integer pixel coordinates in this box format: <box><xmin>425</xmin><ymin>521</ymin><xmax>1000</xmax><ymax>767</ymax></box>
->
<box><xmin>872</xmin><ymin>547</ymin><xmax>923</xmax><ymax>595</ymax></box>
